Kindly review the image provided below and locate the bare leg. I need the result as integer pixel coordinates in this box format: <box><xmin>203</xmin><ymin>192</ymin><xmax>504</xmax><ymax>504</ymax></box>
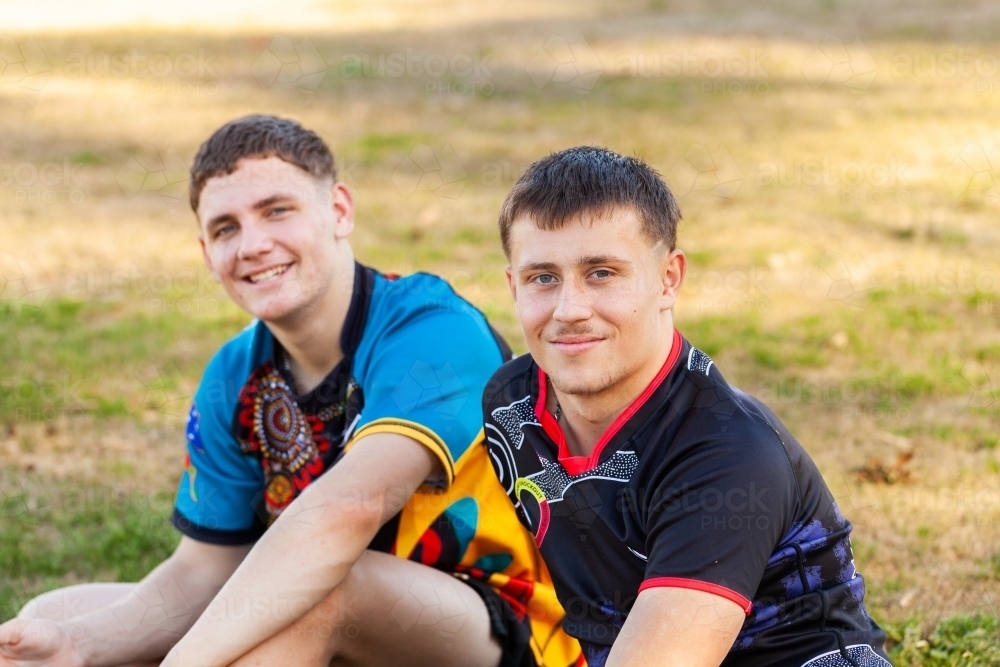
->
<box><xmin>18</xmin><ymin>583</ymin><xmax>135</xmax><ymax>622</ymax></box>
<box><xmin>230</xmin><ymin>551</ymin><xmax>503</xmax><ymax>667</ymax></box>
<box><xmin>17</xmin><ymin>584</ymin><xmax>160</xmax><ymax>667</ymax></box>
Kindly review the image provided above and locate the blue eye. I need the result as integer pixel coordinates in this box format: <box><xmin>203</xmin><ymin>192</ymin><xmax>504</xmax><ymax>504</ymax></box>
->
<box><xmin>537</xmin><ymin>274</ymin><xmax>555</xmax><ymax>284</ymax></box>
<box><xmin>592</xmin><ymin>270</ymin><xmax>611</xmax><ymax>279</ymax></box>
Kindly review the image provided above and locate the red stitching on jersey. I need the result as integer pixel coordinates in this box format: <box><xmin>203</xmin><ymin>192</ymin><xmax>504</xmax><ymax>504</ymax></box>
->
<box><xmin>638</xmin><ymin>576</ymin><xmax>753</xmax><ymax>614</ymax></box>
<box><xmin>535</xmin><ymin>329</ymin><xmax>683</xmax><ymax>475</ymax></box>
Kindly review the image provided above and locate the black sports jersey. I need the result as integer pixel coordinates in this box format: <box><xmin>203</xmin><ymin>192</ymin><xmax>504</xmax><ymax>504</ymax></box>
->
<box><xmin>483</xmin><ymin>330</ymin><xmax>891</xmax><ymax>667</ymax></box>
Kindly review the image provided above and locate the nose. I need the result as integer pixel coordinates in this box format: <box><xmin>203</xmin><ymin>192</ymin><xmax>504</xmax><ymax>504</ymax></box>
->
<box><xmin>237</xmin><ymin>219</ymin><xmax>275</xmax><ymax>261</ymax></box>
<box><xmin>552</xmin><ymin>275</ymin><xmax>593</xmax><ymax>323</ymax></box>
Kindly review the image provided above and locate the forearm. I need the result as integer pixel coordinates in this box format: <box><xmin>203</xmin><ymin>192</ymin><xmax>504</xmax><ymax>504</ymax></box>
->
<box><xmin>165</xmin><ymin>479</ymin><xmax>389</xmax><ymax>666</ymax></box>
<box><xmin>163</xmin><ymin>434</ymin><xmax>434</xmax><ymax>667</ymax></box>
<box><xmin>605</xmin><ymin>587</ymin><xmax>744</xmax><ymax>667</ymax></box>
<box><xmin>67</xmin><ymin>556</ymin><xmax>226</xmax><ymax>667</ymax></box>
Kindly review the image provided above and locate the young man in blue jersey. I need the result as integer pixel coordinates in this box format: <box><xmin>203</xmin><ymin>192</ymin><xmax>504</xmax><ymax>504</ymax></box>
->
<box><xmin>482</xmin><ymin>146</ymin><xmax>891</xmax><ymax>667</ymax></box>
<box><xmin>0</xmin><ymin>117</ymin><xmax>578</xmax><ymax>667</ymax></box>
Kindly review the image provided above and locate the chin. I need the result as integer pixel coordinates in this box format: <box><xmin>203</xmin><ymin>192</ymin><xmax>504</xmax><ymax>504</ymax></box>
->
<box><xmin>547</xmin><ymin>368</ymin><xmax>619</xmax><ymax>397</ymax></box>
<box><xmin>243</xmin><ymin>298</ymin><xmax>298</xmax><ymax>323</ymax></box>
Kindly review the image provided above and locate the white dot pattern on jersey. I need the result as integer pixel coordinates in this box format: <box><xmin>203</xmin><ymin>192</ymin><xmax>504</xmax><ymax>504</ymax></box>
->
<box><xmin>687</xmin><ymin>347</ymin><xmax>714</xmax><ymax>375</ymax></box>
<box><xmin>527</xmin><ymin>450</ymin><xmax>640</xmax><ymax>502</ymax></box>
<box><xmin>800</xmin><ymin>645</ymin><xmax>891</xmax><ymax>667</ymax></box>
<box><xmin>490</xmin><ymin>395</ymin><xmax>540</xmax><ymax>450</ymax></box>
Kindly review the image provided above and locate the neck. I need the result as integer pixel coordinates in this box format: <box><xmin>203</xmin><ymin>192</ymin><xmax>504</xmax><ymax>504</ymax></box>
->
<box><xmin>550</xmin><ymin>324</ymin><xmax>675</xmax><ymax>459</ymax></box>
<box><xmin>268</xmin><ymin>255</ymin><xmax>356</xmax><ymax>395</ymax></box>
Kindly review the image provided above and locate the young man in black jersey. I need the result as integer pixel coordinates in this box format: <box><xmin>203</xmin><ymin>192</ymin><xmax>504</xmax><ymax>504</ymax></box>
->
<box><xmin>481</xmin><ymin>146</ymin><xmax>892</xmax><ymax>667</ymax></box>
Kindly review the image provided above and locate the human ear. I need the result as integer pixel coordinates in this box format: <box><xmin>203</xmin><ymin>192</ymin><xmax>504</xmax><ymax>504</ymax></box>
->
<box><xmin>661</xmin><ymin>249</ymin><xmax>687</xmax><ymax>310</ymax></box>
<box><xmin>330</xmin><ymin>181</ymin><xmax>356</xmax><ymax>239</ymax></box>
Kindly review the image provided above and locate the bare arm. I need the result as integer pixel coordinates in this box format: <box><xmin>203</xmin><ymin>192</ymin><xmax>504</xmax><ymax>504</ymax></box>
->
<box><xmin>0</xmin><ymin>537</ymin><xmax>251</xmax><ymax>667</ymax></box>
<box><xmin>606</xmin><ymin>587</ymin><xmax>746</xmax><ymax>667</ymax></box>
<box><xmin>161</xmin><ymin>432</ymin><xmax>438</xmax><ymax>667</ymax></box>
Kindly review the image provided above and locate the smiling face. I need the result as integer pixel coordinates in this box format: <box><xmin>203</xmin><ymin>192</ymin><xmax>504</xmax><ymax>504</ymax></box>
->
<box><xmin>506</xmin><ymin>208</ymin><xmax>686</xmax><ymax>398</ymax></box>
<box><xmin>197</xmin><ymin>156</ymin><xmax>354</xmax><ymax>325</ymax></box>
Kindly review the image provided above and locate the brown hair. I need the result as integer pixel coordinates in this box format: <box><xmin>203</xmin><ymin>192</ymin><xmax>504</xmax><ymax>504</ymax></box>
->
<box><xmin>497</xmin><ymin>146</ymin><xmax>681</xmax><ymax>256</ymax></box>
<box><xmin>189</xmin><ymin>115</ymin><xmax>336</xmax><ymax>212</ymax></box>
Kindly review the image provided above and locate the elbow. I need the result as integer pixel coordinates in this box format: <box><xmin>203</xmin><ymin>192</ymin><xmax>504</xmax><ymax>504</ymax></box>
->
<box><xmin>308</xmin><ymin>484</ymin><xmax>389</xmax><ymax>546</ymax></box>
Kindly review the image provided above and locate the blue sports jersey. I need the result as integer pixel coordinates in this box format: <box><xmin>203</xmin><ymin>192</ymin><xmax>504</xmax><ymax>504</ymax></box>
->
<box><xmin>172</xmin><ymin>263</ymin><xmax>506</xmax><ymax>541</ymax></box>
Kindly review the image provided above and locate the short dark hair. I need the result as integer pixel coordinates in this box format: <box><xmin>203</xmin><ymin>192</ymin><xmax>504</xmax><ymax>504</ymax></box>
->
<box><xmin>497</xmin><ymin>146</ymin><xmax>681</xmax><ymax>257</ymax></box>
<box><xmin>189</xmin><ymin>115</ymin><xmax>336</xmax><ymax>212</ymax></box>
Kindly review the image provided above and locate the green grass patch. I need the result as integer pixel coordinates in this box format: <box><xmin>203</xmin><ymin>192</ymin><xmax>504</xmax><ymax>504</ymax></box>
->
<box><xmin>0</xmin><ymin>297</ymin><xmax>250</xmax><ymax>424</ymax></box>
<box><xmin>887</xmin><ymin>615</ymin><xmax>1000</xmax><ymax>665</ymax></box>
<box><xmin>0</xmin><ymin>474</ymin><xmax>180</xmax><ymax>622</ymax></box>
<box><xmin>677</xmin><ymin>289</ymin><xmax>976</xmax><ymax>408</ymax></box>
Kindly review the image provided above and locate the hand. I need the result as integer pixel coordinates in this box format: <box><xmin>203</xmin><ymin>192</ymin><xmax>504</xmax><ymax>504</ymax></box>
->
<box><xmin>0</xmin><ymin>619</ymin><xmax>85</xmax><ymax>667</ymax></box>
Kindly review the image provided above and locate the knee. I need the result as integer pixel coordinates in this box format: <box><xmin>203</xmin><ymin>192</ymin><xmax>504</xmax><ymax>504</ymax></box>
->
<box><xmin>18</xmin><ymin>590</ymin><xmax>71</xmax><ymax>622</ymax></box>
<box><xmin>306</xmin><ymin>584</ymin><xmax>363</xmax><ymax>658</ymax></box>
<box><xmin>18</xmin><ymin>583</ymin><xmax>133</xmax><ymax>622</ymax></box>
<box><xmin>303</xmin><ymin>552</ymin><xmax>386</xmax><ymax>659</ymax></box>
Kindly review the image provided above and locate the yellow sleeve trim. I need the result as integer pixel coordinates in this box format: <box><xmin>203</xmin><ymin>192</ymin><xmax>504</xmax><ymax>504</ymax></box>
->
<box><xmin>345</xmin><ymin>419</ymin><xmax>455</xmax><ymax>486</ymax></box>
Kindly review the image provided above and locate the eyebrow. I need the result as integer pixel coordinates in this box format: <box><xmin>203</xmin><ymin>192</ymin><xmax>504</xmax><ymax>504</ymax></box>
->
<box><xmin>205</xmin><ymin>194</ymin><xmax>297</xmax><ymax>231</ymax></box>
<box><xmin>516</xmin><ymin>255</ymin><xmax>633</xmax><ymax>273</ymax></box>
<box><xmin>252</xmin><ymin>194</ymin><xmax>295</xmax><ymax>211</ymax></box>
<box><xmin>579</xmin><ymin>254</ymin><xmax>632</xmax><ymax>267</ymax></box>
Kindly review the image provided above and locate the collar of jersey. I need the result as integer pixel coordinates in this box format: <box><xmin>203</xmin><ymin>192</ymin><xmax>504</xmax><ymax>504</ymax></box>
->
<box><xmin>271</xmin><ymin>261</ymin><xmax>375</xmax><ymax>406</ymax></box>
<box><xmin>534</xmin><ymin>328</ymin><xmax>683</xmax><ymax>476</ymax></box>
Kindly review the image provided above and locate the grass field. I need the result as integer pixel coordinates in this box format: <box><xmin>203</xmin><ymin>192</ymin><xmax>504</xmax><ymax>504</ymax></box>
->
<box><xmin>3</xmin><ymin>0</ymin><xmax>1000</xmax><ymax>662</ymax></box>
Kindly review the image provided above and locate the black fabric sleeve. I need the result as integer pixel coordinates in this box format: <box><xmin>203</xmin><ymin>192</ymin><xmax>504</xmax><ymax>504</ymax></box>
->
<box><xmin>171</xmin><ymin>507</ymin><xmax>266</xmax><ymax>545</ymax></box>
<box><xmin>640</xmin><ymin>418</ymin><xmax>797</xmax><ymax>612</ymax></box>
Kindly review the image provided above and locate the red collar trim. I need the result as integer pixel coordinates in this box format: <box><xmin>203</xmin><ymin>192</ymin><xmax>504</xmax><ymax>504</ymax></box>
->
<box><xmin>535</xmin><ymin>329</ymin><xmax>683</xmax><ymax>476</ymax></box>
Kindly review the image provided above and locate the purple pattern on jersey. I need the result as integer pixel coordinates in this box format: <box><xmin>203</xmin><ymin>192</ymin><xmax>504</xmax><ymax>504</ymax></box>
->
<box><xmin>733</xmin><ymin>514</ymin><xmax>868</xmax><ymax>650</ymax></box>
<box><xmin>583</xmin><ymin>644</ymin><xmax>611</xmax><ymax>667</ymax></box>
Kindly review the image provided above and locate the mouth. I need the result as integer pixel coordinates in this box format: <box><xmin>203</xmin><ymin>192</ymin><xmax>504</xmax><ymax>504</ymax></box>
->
<box><xmin>548</xmin><ymin>336</ymin><xmax>604</xmax><ymax>356</ymax></box>
<box><xmin>245</xmin><ymin>263</ymin><xmax>292</xmax><ymax>284</ymax></box>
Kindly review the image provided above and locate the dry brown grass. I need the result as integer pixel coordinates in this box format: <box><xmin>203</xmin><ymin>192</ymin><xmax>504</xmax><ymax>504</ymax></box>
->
<box><xmin>3</xmin><ymin>0</ymin><xmax>1000</xmax><ymax>629</ymax></box>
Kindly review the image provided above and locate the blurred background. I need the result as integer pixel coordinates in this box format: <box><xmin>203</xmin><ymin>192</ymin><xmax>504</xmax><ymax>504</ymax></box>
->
<box><xmin>2</xmin><ymin>0</ymin><xmax>1000</xmax><ymax>661</ymax></box>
